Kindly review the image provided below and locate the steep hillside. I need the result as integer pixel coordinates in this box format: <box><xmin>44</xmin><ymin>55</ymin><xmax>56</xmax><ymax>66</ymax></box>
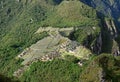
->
<box><xmin>80</xmin><ymin>54</ymin><xmax>120</xmax><ymax>82</ymax></box>
<box><xmin>80</xmin><ymin>0</ymin><xmax>120</xmax><ymax>27</ymax></box>
<box><xmin>0</xmin><ymin>0</ymin><xmax>119</xmax><ymax>82</ymax></box>
<box><xmin>42</xmin><ymin>0</ymin><xmax>99</xmax><ymax>27</ymax></box>
<box><xmin>0</xmin><ymin>0</ymin><xmax>100</xmax><ymax>79</ymax></box>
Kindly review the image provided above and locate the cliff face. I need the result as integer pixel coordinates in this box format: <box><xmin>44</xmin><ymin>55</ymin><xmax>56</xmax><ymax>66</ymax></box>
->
<box><xmin>80</xmin><ymin>0</ymin><xmax>120</xmax><ymax>55</ymax></box>
<box><xmin>89</xmin><ymin>18</ymin><xmax>120</xmax><ymax>55</ymax></box>
<box><xmin>100</xmin><ymin>18</ymin><xmax>120</xmax><ymax>56</ymax></box>
<box><xmin>104</xmin><ymin>19</ymin><xmax>118</xmax><ymax>39</ymax></box>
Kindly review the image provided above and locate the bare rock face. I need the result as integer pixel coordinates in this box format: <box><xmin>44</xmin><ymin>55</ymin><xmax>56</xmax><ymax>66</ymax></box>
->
<box><xmin>104</xmin><ymin>19</ymin><xmax>120</xmax><ymax>56</ymax></box>
<box><xmin>105</xmin><ymin>19</ymin><xmax>118</xmax><ymax>38</ymax></box>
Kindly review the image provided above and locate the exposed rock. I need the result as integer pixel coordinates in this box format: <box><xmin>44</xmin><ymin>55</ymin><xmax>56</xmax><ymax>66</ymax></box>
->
<box><xmin>105</xmin><ymin>19</ymin><xmax>118</xmax><ymax>38</ymax></box>
<box><xmin>104</xmin><ymin>19</ymin><xmax>120</xmax><ymax>56</ymax></box>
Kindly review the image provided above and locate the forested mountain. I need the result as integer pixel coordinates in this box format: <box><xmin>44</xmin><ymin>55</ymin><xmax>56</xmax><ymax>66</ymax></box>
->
<box><xmin>80</xmin><ymin>0</ymin><xmax>120</xmax><ymax>27</ymax></box>
<box><xmin>0</xmin><ymin>0</ymin><xmax>120</xmax><ymax>82</ymax></box>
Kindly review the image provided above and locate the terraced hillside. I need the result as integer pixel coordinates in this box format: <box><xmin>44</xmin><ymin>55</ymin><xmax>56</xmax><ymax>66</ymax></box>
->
<box><xmin>14</xmin><ymin>27</ymin><xmax>92</xmax><ymax>77</ymax></box>
<box><xmin>0</xmin><ymin>0</ymin><xmax>120</xmax><ymax>82</ymax></box>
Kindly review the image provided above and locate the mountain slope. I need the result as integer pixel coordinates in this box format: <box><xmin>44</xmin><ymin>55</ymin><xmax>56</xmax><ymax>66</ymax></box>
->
<box><xmin>80</xmin><ymin>0</ymin><xmax>120</xmax><ymax>27</ymax></box>
<box><xmin>0</xmin><ymin>0</ymin><xmax>119</xmax><ymax>82</ymax></box>
<box><xmin>43</xmin><ymin>0</ymin><xmax>99</xmax><ymax>27</ymax></box>
<box><xmin>0</xmin><ymin>0</ymin><xmax>100</xmax><ymax>79</ymax></box>
<box><xmin>80</xmin><ymin>54</ymin><xmax>120</xmax><ymax>82</ymax></box>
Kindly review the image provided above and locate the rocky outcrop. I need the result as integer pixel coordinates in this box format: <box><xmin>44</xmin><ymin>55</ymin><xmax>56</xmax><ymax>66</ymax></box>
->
<box><xmin>104</xmin><ymin>19</ymin><xmax>120</xmax><ymax>56</ymax></box>
<box><xmin>105</xmin><ymin>19</ymin><xmax>118</xmax><ymax>38</ymax></box>
<box><xmin>90</xmin><ymin>19</ymin><xmax>120</xmax><ymax>55</ymax></box>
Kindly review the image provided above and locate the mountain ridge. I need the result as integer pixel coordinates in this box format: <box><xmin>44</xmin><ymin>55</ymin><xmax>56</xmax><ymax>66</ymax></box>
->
<box><xmin>80</xmin><ymin>0</ymin><xmax>120</xmax><ymax>27</ymax></box>
<box><xmin>0</xmin><ymin>0</ymin><xmax>120</xmax><ymax>82</ymax></box>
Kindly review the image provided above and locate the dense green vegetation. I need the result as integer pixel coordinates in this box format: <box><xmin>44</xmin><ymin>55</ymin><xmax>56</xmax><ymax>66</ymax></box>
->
<box><xmin>0</xmin><ymin>0</ymin><xmax>49</xmax><ymax>77</ymax></box>
<box><xmin>41</xmin><ymin>0</ymin><xmax>99</xmax><ymax>27</ymax></box>
<box><xmin>0</xmin><ymin>0</ymin><xmax>120</xmax><ymax>82</ymax></box>
<box><xmin>19</xmin><ymin>54</ymin><xmax>119</xmax><ymax>82</ymax></box>
<box><xmin>19</xmin><ymin>55</ymin><xmax>94</xmax><ymax>82</ymax></box>
<box><xmin>0</xmin><ymin>74</ymin><xmax>19</xmax><ymax>82</ymax></box>
<box><xmin>70</xmin><ymin>26</ymin><xmax>100</xmax><ymax>47</ymax></box>
<box><xmin>20</xmin><ymin>58</ymin><xmax>82</xmax><ymax>82</ymax></box>
<box><xmin>80</xmin><ymin>54</ymin><xmax>120</xmax><ymax>82</ymax></box>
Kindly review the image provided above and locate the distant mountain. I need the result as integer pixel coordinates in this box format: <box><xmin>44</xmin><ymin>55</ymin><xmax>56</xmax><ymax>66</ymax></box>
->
<box><xmin>80</xmin><ymin>0</ymin><xmax>120</xmax><ymax>26</ymax></box>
